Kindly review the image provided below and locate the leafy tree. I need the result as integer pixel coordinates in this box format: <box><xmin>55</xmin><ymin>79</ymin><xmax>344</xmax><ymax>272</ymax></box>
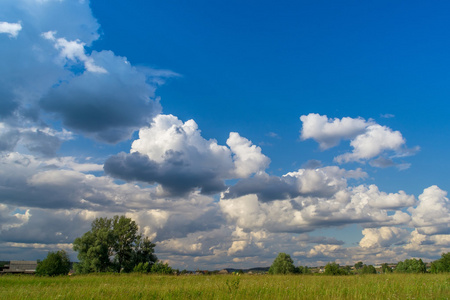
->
<box><xmin>324</xmin><ymin>262</ymin><xmax>348</xmax><ymax>275</ymax></box>
<box><xmin>395</xmin><ymin>258</ymin><xmax>426</xmax><ymax>274</ymax></box>
<box><xmin>430</xmin><ymin>252</ymin><xmax>450</xmax><ymax>273</ymax></box>
<box><xmin>360</xmin><ymin>264</ymin><xmax>377</xmax><ymax>274</ymax></box>
<box><xmin>36</xmin><ymin>250</ymin><xmax>71</xmax><ymax>276</ymax></box>
<box><xmin>268</xmin><ymin>253</ymin><xmax>296</xmax><ymax>274</ymax></box>
<box><xmin>381</xmin><ymin>263</ymin><xmax>393</xmax><ymax>273</ymax></box>
<box><xmin>73</xmin><ymin>215</ymin><xmax>157</xmax><ymax>273</ymax></box>
<box><xmin>354</xmin><ymin>261</ymin><xmax>363</xmax><ymax>270</ymax></box>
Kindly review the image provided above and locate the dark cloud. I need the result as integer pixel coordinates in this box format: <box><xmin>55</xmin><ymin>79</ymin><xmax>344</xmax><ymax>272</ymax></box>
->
<box><xmin>0</xmin><ymin>209</ymin><xmax>91</xmax><ymax>245</ymax></box>
<box><xmin>369</xmin><ymin>157</ymin><xmax>395</xmax><ymax>168</ymax></box>
<box><xmin>104</xmin><ymin>152</ymin><xmax>227</xmax><ymax>196</ymax></box>
<box><xmin>40</xmin><ymin>51</ymin><xmax>162</xmax><ymax>143</ymax></box>
<box><xmin>154</xmin><ymin>208</ymin><xmax>225</xmax><ymax>241</ymax></box>
<box><xmin>0</xmin><ymin>128</ymin><xmax>20</xmax><ymax>151</ymax></box>
<box><xmin>222</xmin><ymin>175</ymin><xmax>299</xmax><ymax>202</ymax></box>
<box><xmin>302</xmin><ymin>159</ymin><xmax>322</xmax><ymax>169</ymax></box>
<box><xmin>21</xmin><ymin>130</ymin><xmax>62</xmax><ymax>157</ymax></box>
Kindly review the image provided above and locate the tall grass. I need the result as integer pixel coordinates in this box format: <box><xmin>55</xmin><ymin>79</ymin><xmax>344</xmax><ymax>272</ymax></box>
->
<box><xmin>0</xmin><ymin>273</ymin><xmax>448</xmax><ymax>299</ymax></box>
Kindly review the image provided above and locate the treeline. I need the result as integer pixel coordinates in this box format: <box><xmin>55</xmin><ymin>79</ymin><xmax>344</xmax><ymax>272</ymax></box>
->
<box><xmin>268</xmin><ymin>252</ymin><xmax>450</xmax><ymax>275</ymax></box>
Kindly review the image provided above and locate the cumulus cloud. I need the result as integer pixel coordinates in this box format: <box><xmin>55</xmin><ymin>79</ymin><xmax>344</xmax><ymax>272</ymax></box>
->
<box><xmin>0</xmin><ymin>21</ymin><xmax>22</xmax><ymax>38</ymax></box>
<box><xmin>220</xmin><ymin>166</ymin><xmax>413</xmax><ymax>234</ymax></box>
<box><xmin>104</xmin><ymin>114</ymin><xmax>269</xmax><ymax>195</ymax></box>
<box><xmin>300</xmin><ymin>113</ymin><xmax>416</xmax><ymax>166</ymax></box>
<box><xmin>334</xmin><ymin>124</ymin><xmax>405</xmax><ymax>163</ymax></box>
<box><xmin>223</xmin><ymin>166</ymin><xmax>367</xmax><ymax>202</ymax></box>
<box><xmin>409</xmin><ymin>185</ymin><xmax>450</xmax><ymax>235</ymax></box>
<box><xmin>351</xmin><ymin>184</ymin><xmax>416</xmax><ymax>209</ymax></box>
<box><xmin>300</xmin><ymin>113</ymin><xmax>369</xmax><ymax>149</ymax></box>
<box><xmin>359</xmin><ymin>227</ymin><xmax>409</xmax><ymax>248</ymax></box>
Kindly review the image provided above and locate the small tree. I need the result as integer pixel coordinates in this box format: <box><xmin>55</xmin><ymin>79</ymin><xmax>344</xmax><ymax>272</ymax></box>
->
<box><xmin>36</xmin><ymin>250</ymin><xmax>71</xmax><ymax>276</ymax></box>
<box><xmin>268</xmin><ymin>253</ymin><xmax>296</xmax><ymax>274</ymax></box>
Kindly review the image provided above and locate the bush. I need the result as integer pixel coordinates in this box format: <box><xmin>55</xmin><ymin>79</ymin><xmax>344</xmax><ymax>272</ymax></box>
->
<box><xmin>150</xmin><ymin>261</ymin><xmax>174</xmax><ymax>274</ymax></box>
<box><xmin>36</xmin><ymin>250</ymin><xmax>71</xmax><ymax>276</ymax></box>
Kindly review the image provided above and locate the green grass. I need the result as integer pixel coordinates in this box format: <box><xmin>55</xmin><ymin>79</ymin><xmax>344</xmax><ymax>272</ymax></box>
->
<box><xmin>0</xmin><ymin>273</ymin><xmax>449</xmax><ymax>299</ymax></box>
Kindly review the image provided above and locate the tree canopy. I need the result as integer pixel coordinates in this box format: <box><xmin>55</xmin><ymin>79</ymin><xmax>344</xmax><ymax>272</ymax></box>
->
<box><xmin>324</xmin><ymin>262</ymin><xmax>349</xmax><ymax>275</ymax></box>
<box><xmin>36</xmin><ymin>250</ymin><xmax>71</xmax><ymax>276</ymax></box>
<box><xmin>430</xmin><ymin>252</ymin><xmax>450</xmax><ymax>273</ymax></box>
<box><xmin>268</xmin><ymin>253</ymin><xmax>296</xmax><ymax>274</ymax></box>
<box><xmin>395</xmin><ymin>258</ymin><xmax>426</xmax><ymax>274</ymax></box>
<box><xmin>73</xmin><ymin>215</ymin><xmax>157</xmax><ymax>273</ymax></box>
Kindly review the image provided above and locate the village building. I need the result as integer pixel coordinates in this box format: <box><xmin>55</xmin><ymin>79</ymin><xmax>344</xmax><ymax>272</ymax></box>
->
<box><xmin>2</xmin><ymin>261</ymin><xmax>37</xmax><ymax>274</ymax></box>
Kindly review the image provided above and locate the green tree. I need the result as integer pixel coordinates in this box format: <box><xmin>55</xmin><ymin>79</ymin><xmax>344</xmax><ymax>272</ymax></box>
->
<box><xmin>324</xmin><ymin>262</ymin><xmax>348</xmax><ymax>275</ymax></box>
<box><xmin>360</xmin><ymin>264</ymin><xmax>377</xmax><ymax>274</ymax></box>
<box><xmin>354</xmin><ymin>261</ymin><xmax>363</xmax><ymax>270</ymax></box>
<box><xmin>73</xmin><ymin>215</ymin><xmax>157</xmax><ymax>273</ymax></box>
<box><xmin>268</xmin><ymin>253</ymin><xmax>296</xmax><ymax>274</ymax></box>
<box><xmin>395</xmin><ymin>258</ymin><xmax>426</xmax><ymax>273</ymax></box>
<box><xmin>430</xmin><ymin>252</ymin><xmax>450</xmax><ymax>273</ymax></box>
<box><xmin>36</xmin><ymin>250</ymin><xmax>71</xmax><ymax>276</ymax></box>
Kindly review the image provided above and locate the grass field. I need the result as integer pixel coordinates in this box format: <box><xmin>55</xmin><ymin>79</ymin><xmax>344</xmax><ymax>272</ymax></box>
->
<box><xmin>0</xmin><ymin>273</ymin><xmax>449</xmax><ymax>299</ymax></box>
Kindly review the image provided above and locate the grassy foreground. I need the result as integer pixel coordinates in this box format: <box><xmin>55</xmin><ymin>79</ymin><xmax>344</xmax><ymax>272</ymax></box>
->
<box><xmin>0</xmin><ymin>273</ymin><xmax>449</xmax><ymax>299</ymax></box>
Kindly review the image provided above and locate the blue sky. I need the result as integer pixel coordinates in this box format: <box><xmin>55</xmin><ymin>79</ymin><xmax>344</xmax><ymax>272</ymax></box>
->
<box><xmin>0</xmin><ymin>0</ymin><xmax>449</xmax><ymax>270</ymax></box>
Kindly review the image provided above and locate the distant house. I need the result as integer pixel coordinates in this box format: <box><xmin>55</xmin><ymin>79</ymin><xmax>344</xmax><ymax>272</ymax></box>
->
<box><xmin>218</xmin><ymin>269</ymin><xmax>229</xmax><ymax>274</ymax></box>
<box><xmin>2</xmin><ymin>261</ymin><xmax>37</xmax><ymax>274</ymax></box>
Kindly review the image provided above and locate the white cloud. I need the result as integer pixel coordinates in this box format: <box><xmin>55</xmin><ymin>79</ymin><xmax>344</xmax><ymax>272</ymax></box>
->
<box><xmin>220</xmin><ymin>164</ymin><xmax>415</xmax><ymax>236</ymax></box>
<box><xmin>300</xmin><ymin>113</ymin><xmax>369</xmax><ymax>149</ymax></box>
<box><xmin>300</xmin><ymin>114</ymin><xmax>415</xmax><ymax>166</ymax></box>
<box><xmin>335</xmin><ymin>125</ymin><xmax>405</xmax><ymax>163</ymax></box>
<box><xmin>0</xmin><ymin>21</ymin><xmax>22</xmax><ymax>38</ymax></box>
<box><xmin>227</xmin><ymin>132</ymin><xmax>270</xmax><ymax>178</ymax></box>
<box><xmin>409</xmin><ymin>185</ymin><xmax>450</xmax><ymax>235</ymax></box>
<box><xmin>105</xmin><ymin>114</ymin><xmax>269</xmax><ymax>195</ymax></box>
<box><xmin>359</xmin><ymin>227</ymin><xmax>409</xmax><ymax>248</ymax></box>
<box><xmin>42</xmin><ymin>31</ymin><xmax>107</xmax><ymax>73</ymax></box>
<box><xmin>351</xmin><ymin>184</ymin><xmax>416</xmax><ymax>209</ymax></box>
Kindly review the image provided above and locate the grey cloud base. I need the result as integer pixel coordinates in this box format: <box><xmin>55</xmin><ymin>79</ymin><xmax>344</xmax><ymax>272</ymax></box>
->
<box><xmin>104</xmin><ymin>152</ymin><xmax>227</xmax><ymax>196</ymax></box>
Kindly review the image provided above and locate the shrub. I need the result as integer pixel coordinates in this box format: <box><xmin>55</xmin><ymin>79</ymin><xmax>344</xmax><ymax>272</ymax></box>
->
<box><xmin>150</xmin><ymin>261</ymin><xmax>174</xmax><ymax>274</ymax></box>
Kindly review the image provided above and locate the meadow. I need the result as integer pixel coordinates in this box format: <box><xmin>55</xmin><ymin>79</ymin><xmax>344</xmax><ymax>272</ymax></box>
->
<box><xmin>0</xmin><ymin>273</ymin><xmax>449</xmax><ymax>299</ymax></box>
